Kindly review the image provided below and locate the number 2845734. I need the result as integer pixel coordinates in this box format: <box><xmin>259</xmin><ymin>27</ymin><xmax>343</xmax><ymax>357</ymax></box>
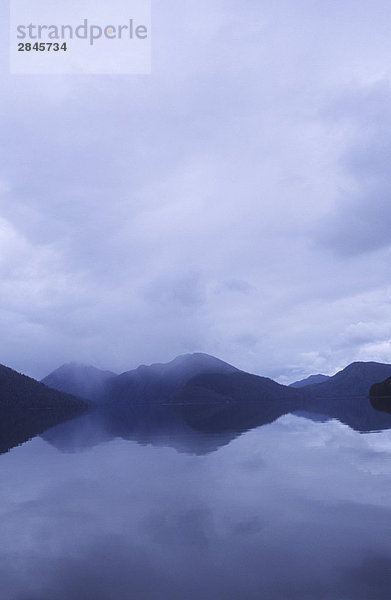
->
<box><xmin>18</xmin><ymin>42</ymin><xmax>67</xmax><ymax>52</ymax></box>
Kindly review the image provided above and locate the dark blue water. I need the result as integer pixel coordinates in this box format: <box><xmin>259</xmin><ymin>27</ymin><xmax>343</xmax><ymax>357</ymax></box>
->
<box><xmin>1</xmin><ymin>414</ymin><xmax>390</xmax><ymax>599</ymax></box>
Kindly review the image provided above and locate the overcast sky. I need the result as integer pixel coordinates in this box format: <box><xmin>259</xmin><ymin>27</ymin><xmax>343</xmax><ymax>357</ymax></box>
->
<box><xmin>2</xmin><ymin>0</ymin><xmax>391</xmax><ymax>382</ymax></box>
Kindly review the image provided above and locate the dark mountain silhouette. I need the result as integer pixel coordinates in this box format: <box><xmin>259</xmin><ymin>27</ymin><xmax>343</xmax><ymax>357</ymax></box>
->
<box><xmin>290</xmin><ymin>374</ymin><xmax>330</xmax><ymax>388</ymax></box>
<box><xmin>302</xmin><ymin>361</ymin><xmax>391</xmax><ymax>398</ymax></box>
<box><xmin>299</xmin><ymin>362</ymin><xmax>391</xmax><ymax>431</ymax></box>
<box><xmin>170</xmin><ymin>371</ymin><xmax>302</xmax><ymax>432</ymax></box>
<box><xmin>41</xmin><ymin>370</ymin><xmax>302</xmax><ymax>456</ymax></box>
<box><xmin>370</xmin><ymin>376</ymin><xmax>391</xmax><ymax>398</ymax></box>
<box><xmin>39</xmin><ymin>356</ymin><xmax>391</xmax><ymax>455</ymax></box>
<box><xmin>370</xmin><ymin>377</ymin><xmax>391</xmax><ymax>415</ymax></box>
<box><xmin>42</xmin><ymin>354</ymin><xmax>304</xmax><ymax>454</ymax></box>
<box><xmin>168</xmin><ymin>360</ymin><xmax>391</xmax><ymax>434</ymax></box>
<box><xmin>165</xmin><ymin>360</ymin><xmax>391</xmax><ymax>433</ymax></box>
<box><xmin>101</xmin><ymin>353</ymin><xmax>239</xmax><ymax>406</ymax></box>
<box><xmin>0</xmin><ymin>364</ymin><xmax>89</xmax><ymax>454</ymax></box>
<box><xmin>42</xmin><ymin>362</ymin><xmax>117</xmax><ymax>401</ymax></box>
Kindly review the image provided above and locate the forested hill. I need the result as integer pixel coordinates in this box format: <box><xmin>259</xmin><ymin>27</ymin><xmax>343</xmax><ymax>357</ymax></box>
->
<box><xmin>0</xmin><ymin>364</ymin><xmax>89</xmax><ymax>454</ymax></box>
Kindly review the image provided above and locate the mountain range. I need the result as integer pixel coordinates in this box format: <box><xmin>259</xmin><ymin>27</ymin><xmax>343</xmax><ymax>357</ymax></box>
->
<box><xmin>41</xmin><ymin>354</ymin><xmax>391</xmax><ymax>407</ymax></box>
<box><xmin>290</xmin><ymin>374</ymin><xmax>330</xmax><ymax>388</ymax></box>
<box><xmin>2</xmin><ymin>352</ymin><xmax>391</xmax><ymax>455</ymax></box>
<box><xmin>40</xmin><ymin>354</ymin><xmax>391</xmax><ymax>441</ymax></box>
<box><xmin>301</xmin><ymin>361</ymin><xmax>391</xmax><ymax>398</ymax></box>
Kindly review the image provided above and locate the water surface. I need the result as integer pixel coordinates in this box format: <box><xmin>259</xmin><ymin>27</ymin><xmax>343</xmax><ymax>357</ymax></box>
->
<box><xmin>1</xmin><ymin>413</ymin><xmax>390</xmax><ymax>599</ymax></box>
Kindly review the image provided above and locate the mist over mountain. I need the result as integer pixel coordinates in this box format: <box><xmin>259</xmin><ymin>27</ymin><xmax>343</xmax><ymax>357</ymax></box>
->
<box><xmin>42</xmin><ymin>363</ymin><xmax>117</xmax><ymax>401</ymax></box>
<box><xmin>0</xmin><ymin>364</ymin><xmax>88</xmax><ymax>454</ymax></box>
<box><xmin>39</xmin><ymin>354</ymin><xmax>391</xmax><ymax>456</ymax></box>
<box><xmin>40</xmin><ymin>353</ymin><xmax>304</xmax><ymax>453</ymax></box>
<box><xmin>34</xmin><ymin>354</ymin><xmax>391</xmax><ymax>455</ymax></box>
<box><xmin>41</xmin><ymin>355</ymin><xmax>391</xmax><ymax>408</ymax></box>
<box><xmin>42</xmin><ymin>353</ymin><xmax>238</xmax><ymax>405</ymax></box>
<box><xmin>41</xmin><ymin>366</ymin><xmax>303</xmax><ymax>455</ymax></box>
<box><xmin>290</xmin><ymin>374</ymin><xmax>330</xmax><ymax>388</ymax></box>
<box><xmin>9</xmin><ymin>351</ymin><xmax>391</xmax><ymax>458</ymax></box>
<box><xmin>41</xmin><ymin>354</ymin><xmax>391</xmax><ymax>410</ymax></box>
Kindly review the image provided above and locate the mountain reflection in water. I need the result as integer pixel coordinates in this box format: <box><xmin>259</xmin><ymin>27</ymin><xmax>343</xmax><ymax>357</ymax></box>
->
<box><xmin>0</xmin><ymin>408</ymin><xmax>390</xmax><ymax>600</ymax></box>
<box><xmin>39</xmin><ymin>392</ymin><xmax>391</xmax><ymax>456</ymax></box>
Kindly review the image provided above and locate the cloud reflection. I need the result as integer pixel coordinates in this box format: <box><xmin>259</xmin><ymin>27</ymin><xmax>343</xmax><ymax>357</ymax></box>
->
<box><xmin>0</xmin><ymin>416</ymin><xmax>390</xmax><ymax>599</ymax></box>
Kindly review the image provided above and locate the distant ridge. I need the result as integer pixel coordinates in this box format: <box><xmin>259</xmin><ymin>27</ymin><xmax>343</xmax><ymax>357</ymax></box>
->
<box><xmin>42</xmin><ymin>355</ymin><xmax>391</xmax><ymax>404</ymax></box>
<box><xmin>302</xmin><ymin>361</ymin><xmax>391</xmax><ymax>398</ymax></box>
<box><xmin>39</xmin><ymin>355</ymin><xmax>391</xmax><ymax>438</ymax></box>
<box><xmin>290</xmin><ymin>374</ymin><xmax>330</xmax><ymax>388</ymax></box>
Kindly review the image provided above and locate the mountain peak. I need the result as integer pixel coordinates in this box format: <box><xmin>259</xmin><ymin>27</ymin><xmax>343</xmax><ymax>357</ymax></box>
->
<box><xmin>48</xmin><ymin>362</ymin><xmax>115</xmax><ymax>374</ymax></box>
<box><xmin>102</xmin><ymin>353</ymin><xmax>239</xmax><ymax>405</ymax></box>
<box><xmin>302</xmin><ymin>360</ymin><xmax>391</xmax><ymax>398</ymax></box>
<box><xmin>42</xmin><ymin>363</ymin><xmax>117</xmax><ymax>401</ymax></box>
<box><xmin>130</xmin><ymin>353</ymin><xmax>238</xmax><ymax>378</ymax></box>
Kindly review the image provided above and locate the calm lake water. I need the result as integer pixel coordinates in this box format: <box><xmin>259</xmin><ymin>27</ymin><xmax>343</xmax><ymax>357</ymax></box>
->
<box><xmin>1</xmin><ymin>413</ymin><xmax>390</xmax><ymax>600</ymax></box>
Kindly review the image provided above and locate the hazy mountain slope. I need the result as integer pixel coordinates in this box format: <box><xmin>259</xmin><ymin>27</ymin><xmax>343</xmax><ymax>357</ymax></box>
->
<box><xmin>290</xmin><ymin>374</ymin><xmax>330</xmax><ymax>388</ymax></box>
<box><xmin>0</xmin><ymin>364</ymin><xmax>89</xmax><ymax>454</ymax></box>
<box><xmin>102</xmin><ymin>353</ymin><xmax>239</xmax><ymax>405</ymax></box>
<box><xmin>39</xmin><ymin>356</ymin><xmax>391</xmax><ymax>439</ymax></box>
<box><xmin>42</xmin><ymin>363</ymin><xmax>117</xmax><ymax>401</ymax></box>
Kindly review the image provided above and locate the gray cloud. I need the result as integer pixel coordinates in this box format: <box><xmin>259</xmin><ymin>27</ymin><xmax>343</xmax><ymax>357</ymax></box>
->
<box><xmin>1</xmin><ymin>1</ymin><xmax>391</xmax><ymax>379</ymax></box>
<box><xmin>319</xmin><ymin>83</ymin><xmax>391</xmax><ymax>256</ymax></box>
